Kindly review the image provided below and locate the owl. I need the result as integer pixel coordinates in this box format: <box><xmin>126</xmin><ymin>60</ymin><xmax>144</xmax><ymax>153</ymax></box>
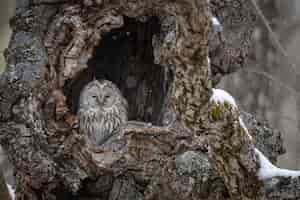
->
<box><xmin>77</xmin><ymin>80</ymin><xmax>128</xmax><ymax>146</ymax></box>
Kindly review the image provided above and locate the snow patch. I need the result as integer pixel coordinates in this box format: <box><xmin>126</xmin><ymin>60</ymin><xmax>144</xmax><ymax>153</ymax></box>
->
<box><xmin>211</xmin><ymin>16</ymin><xmax>220</xmax><ymax>26</ymax></box>
<box><xmin>255</xmin><ymin>148</ymin><xmax>300</xmax><ymax>180</ymax></box>
<box><xmin>7</xmin><ymin>184</ymin><xmax>15</xmax><ymax>200</ymax></box>
<box><xmin>239</xmin><ymin>116</ymin><xmax>253</xmax><ymax>140</ymax></box>
<box><xmin>211</xmin><ymin>16</ymin><xmax>222</xmax><ymax>32</ymax></box>
<box><xmin>211</xmin><ymin>90</ymin><xmax>300</xmax><ymax>180</ymax></box>
<box><xmin>210</xmin><ymin>88</ymin><xmax>237</xmax><ymax>109</ymax></box>
<box><xmin>210</xmin><ymin>88</ymin><xmax>252</xmax><ymax>140</ymax></box>
<box><xmin>207</xmin><ymin>56</ymin><xmax>211</xmax><ymax>66</ymax></box>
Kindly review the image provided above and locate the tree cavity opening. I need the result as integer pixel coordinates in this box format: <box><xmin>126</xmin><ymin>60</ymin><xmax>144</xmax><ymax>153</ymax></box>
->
<box><xmin>65</xmin><ymin>16</ymin><xmax>173</xmax><ymax>125</ymax></box>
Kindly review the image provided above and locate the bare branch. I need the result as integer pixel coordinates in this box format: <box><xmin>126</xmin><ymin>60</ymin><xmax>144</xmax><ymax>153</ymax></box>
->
<box><xmin>250</xmin><ymin>0</ymin><xmax>300</xmax><ymax>75</ymax></box>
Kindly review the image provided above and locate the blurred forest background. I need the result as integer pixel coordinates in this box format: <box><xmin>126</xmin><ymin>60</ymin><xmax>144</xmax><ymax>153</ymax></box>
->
<box><xmin>219</xmin><ymin>0</ymin><xmax>300</xmax><ymax>169</ymax></box>
<box><xmin>1</xmin><ymin>0</ymin><xmax>300</xmax><ymax>184</ymax></box>
<box><xmin>0</xmin><ymin>0</ymin><xmax>15</xmax><ymax>184</ymax></box>
<box><xmin>0</xmin><ymin>1</ymin><xmax>14</xmax><ymax>72</ymax></box>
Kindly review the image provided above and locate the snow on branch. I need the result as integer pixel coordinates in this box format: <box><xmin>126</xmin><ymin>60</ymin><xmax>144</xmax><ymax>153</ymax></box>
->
<box><xmin>211</xmin><ymin>16</ymin><xmax>220</xmax><ymax>26</ymax></box>
<box><xmin>7</xmin><ymin>184</ymin><xmax>15</xmax><ymax>200</ymax></box>
<box><xmin>238</xmin><ymin>117</ymin><xmax>252</xmax><ymax>140</ymax></box>
<box><xmin>210</xmin><ymin>88</ymin><xmax>252</xmax><ymax>140</ymax></box>
<box><xmin>211</xmin><ymin>88</ymin><xmax>300</xmax><ymax>180</ymax></box>
<box><xmin>255</xmin><ymin>148</ymin><xmax>300</xmax><ymax>180</ymax></box>
<box><xmin>210</xmin><ymin>15</ymin><xmax>222</xmax><ymax>33</ymax></box>
<box><xmin>210</xmin><ymin>88</ymin><xmax>237</xmax><ymax>109</ymax></box>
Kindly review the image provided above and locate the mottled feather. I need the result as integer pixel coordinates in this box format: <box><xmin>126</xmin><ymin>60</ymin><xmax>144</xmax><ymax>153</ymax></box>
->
<box><xmin>77</xmin><ymin>80</ymin><xmax>128</xmax><ymax>146</ymax></box>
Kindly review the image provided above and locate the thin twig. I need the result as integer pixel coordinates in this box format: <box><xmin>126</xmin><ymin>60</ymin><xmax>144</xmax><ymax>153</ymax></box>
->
<box><xmin>243</xmin><ymin>69</ymin><xmax>300</xmax><ymax>98</ymax></box>
<box><xmin>249</xmin><ymin>0</ymin><xmax>300</xmax><ymax>75</ymax></box>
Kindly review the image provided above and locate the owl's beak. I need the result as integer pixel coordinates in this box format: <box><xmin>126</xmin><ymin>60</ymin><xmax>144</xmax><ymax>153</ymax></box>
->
<box><xmin>97</xmin><ymin>94</ymin><xmax>104</xmax><ymax>105</ymax></box>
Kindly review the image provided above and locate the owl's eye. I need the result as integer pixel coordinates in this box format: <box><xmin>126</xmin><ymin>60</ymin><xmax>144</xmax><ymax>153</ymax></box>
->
<box><xmin>92</xmin><ymin>95</ymin><xmax>97</xmax><ymax>99</ymax></box>
<box><xmin>104</xmin><ymin>95</ymin><xmax>110</xmax><ymax>99</ymax></box>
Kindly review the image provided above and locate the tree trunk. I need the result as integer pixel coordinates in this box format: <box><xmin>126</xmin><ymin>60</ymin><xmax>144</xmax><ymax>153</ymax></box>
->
<box><xmin>0</xmin><ymin>0</ymin><xmax>299</xmax><ymax>199</ymax></box>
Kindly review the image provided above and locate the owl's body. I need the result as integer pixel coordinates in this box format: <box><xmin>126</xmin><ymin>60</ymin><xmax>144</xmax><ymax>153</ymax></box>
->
<box><xmin>78</xmin><ymin>80</ymin><xmax>128</xmax><ymax>146</ymax></box>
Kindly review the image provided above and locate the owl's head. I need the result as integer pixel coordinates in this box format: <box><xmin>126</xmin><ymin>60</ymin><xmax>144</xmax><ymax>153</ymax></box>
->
<box><xmin>79</xmin><ymin>80</ymin><xmax>123</xmax><ymax>111</ymax></box>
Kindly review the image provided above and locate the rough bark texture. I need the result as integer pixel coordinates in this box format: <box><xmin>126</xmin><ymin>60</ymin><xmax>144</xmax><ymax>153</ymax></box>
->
<box><xmin>241</xmin><ymin>111</ymin><xmax>285</xmax><ymax>163</ymax></box>
<box><xmin>264</xmin><ymin>177</ymin><xmax>300</xmax><ymax>200</ymax></box>
<box><xmin>209</xmin><ymin>0</ymin><xmax>256</xmax><ymax>86</ymax></box>
<box><xmin>0</xmin><ymin>0</ymin><xmax>298</xmax><ymax>200</ymax></box>
<box><xmin>242</xmin><ymin>112</ymin><xmax>300</xmax><ymax>200</ymax></box>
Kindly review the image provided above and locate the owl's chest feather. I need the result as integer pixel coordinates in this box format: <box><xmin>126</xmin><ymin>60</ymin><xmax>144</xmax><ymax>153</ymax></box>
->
<box><xmin>78</xmin><ymin>108</ymin><xmax>125</xmax><ymax>145</ymax></box>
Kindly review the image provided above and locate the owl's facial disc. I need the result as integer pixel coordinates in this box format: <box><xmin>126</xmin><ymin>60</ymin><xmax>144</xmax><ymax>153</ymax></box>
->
<box><xmin>81</xmin><ymin>86</ymin><xmax>101</xmax><ymax>109</ymax></box>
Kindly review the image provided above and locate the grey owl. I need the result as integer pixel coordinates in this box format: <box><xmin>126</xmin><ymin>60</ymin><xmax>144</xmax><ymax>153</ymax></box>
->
<box><xmin>77</xmin><ymin>80</ymin><xmax>128</xmax><ymax>146</ymax></box>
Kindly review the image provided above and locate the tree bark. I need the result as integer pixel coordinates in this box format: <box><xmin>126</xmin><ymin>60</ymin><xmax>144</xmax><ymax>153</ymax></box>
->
<box><xmin>0</xmin><ymin>0</ymin><xmax>298</xmax><ymax>200</ymax></box>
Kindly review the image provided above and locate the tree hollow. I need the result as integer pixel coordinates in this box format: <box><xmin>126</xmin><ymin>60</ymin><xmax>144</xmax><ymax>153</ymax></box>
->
<box><xmin>64</xmin><ymin>16</ymin><xmax>173</xmax><ymax>125</ymax></box>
